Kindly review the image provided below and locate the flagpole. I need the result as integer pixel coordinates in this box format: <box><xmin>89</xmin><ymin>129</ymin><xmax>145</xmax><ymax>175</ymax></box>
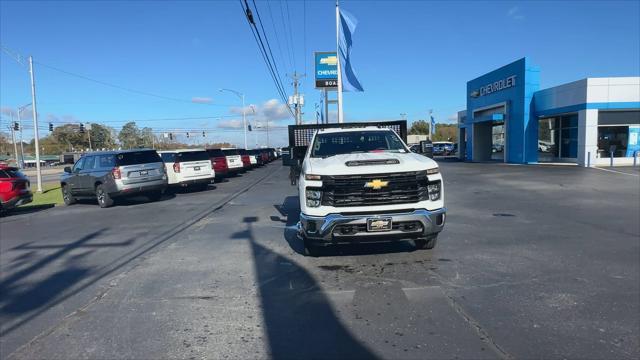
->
<box><xmin>336</xmin><ymin>0</ymin><xmax>344</xmax><ymax>123</ymax></box>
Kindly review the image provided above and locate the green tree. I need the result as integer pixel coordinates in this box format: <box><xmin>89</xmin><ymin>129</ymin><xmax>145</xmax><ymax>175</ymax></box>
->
<box><xmin>408</xmin><ymin>120</ymin><xmax>430</xmax><ymax>135</ymax></box>
<box><xmin>51</xmin><ymin>124</ymin><xmax>89</xmax><ymax>151</ymax></box>
<box><xmin>118</xmin><ymin>122</ymin><xmax>141</xmax><ymax>149</ymax></box>
<box><xmin>88</xmin><ymin>123</ymin><xmax>116</xmax><ymax>150</ymax></box>
<box><xmin>433</xmin><ymin>124</ymin><xmax>458</xmax><ymax>142</ymax></box>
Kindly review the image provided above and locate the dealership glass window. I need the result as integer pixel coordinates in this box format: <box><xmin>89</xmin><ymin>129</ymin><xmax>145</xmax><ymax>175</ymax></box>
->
<box><xmin>598</xmin><ymin>126</ymin><xmax>628</xmax><ymax>157</ymax></box>
<box><xmin>538</xmin><ymin>117</ymin><xmax>559</xmax><ymax>161</ymax></box>
<box><xmin>560</xmin><ymin>115</ymin><xmax>578</xmax><ymax>158</ymax></box>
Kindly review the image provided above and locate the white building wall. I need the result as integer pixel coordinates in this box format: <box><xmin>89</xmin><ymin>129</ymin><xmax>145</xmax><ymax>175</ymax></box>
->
<box><xmin>586</xmin><ymin>77</ymin><xmax>640</xmax><ymax>103</ymax></box>
<box><xmin>577</xmin><ymin>109</ymin><xmax>599</xmax><ymax>167</ymax></box>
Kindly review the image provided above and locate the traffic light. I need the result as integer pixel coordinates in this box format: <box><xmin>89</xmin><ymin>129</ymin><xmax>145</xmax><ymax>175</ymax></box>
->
<box><xmin>186</xmin><ymin>132</ymin><xmax>190</xmax><ymax>138</ymax></box>
<box><xmin>169</xmin><ymin>133</ymin><xmax>173</xmax><ymax>140</ymax></box>
<box><xmin>49</xmin><ymin>123</ymin><xmax>54</xmax><ymax>132</ymax></box>
<box><xmin>13</xmin><ymin>122</ymin><xmax>19</xmax><ymax>131</ymax></box>
<box><xmin>202</xmin><ymin>131</ymin><xmax>205</xmax><ymax>137</ymax></box>
<box><xmin>79</xmin><ymin>123</ymin><xmax>85</xmax><ymax>133</ymax></box>
<box><xmin>248</xmin><ymin>124</ymin><xmax>252</xmax><ymax>132</ymax></box>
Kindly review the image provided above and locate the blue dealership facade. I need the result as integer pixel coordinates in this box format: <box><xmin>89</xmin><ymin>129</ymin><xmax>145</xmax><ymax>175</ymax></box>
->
<box><xmin>457</xmin><ymin>58</ymin><xmax>640</xmax><ymax>166</ymax></box>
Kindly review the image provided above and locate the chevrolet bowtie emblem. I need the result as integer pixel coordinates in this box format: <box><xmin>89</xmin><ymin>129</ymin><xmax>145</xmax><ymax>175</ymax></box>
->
<box><xmin>364</xmin><ymin>179</ymin><xmax>389</xmax><ymax>190</ymax></box>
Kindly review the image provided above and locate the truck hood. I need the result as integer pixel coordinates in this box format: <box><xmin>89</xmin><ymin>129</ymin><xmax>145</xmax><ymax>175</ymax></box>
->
<box><xmin>305</xmin><ymin>152</ymin><xmax>438</xmax><ymax>176</ymax></box>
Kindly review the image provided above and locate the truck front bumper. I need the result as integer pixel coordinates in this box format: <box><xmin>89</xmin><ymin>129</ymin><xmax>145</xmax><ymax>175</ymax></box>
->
<box><xmin>298</xmin><ymin>208</ymin><xmax>446</xmax><ymax>245</ymax></box>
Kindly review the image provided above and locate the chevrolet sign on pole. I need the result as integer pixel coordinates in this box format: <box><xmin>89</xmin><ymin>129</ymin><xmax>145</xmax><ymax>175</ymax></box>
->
<box><xmin>315</xmin><ymin>52</ymin><xmax>338</xmax><ymax>89</ymax></box>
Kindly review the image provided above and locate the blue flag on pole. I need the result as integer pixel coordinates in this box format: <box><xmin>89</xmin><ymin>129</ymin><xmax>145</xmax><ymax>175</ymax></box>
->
<box><xmin>339</xmin><ymin>8</ymin><xmax>364</xmax><ymax>92</ymax></box>
<box><xmin>430</xmin><ymin>115</ymin><xmax>436</xmax><ymax>134</ymax></box>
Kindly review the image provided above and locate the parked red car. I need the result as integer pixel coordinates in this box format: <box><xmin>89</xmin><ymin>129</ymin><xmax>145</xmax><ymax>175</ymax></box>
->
<box><xmin>206</xmin><ymin>148</ymin><xmax>229</xmax><ymax>178</ymax></box>
<box><xmin>0</xmin><ymin>164</ymin><xmax>33</xmax><ymax>213</ymax></box>
<box><xmin>238</xmin><ymin>149</ymin><xmax>252</xmax><ymax>170</ymax></box>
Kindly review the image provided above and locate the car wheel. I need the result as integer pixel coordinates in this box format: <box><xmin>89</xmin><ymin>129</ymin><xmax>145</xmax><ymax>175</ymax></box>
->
<box><xmin>415</xmin><ymin>234</ymin><xmax>438</xmax><ymax>250</ymax></box>
<box><xmin>96</xmin><ymin>184</ymin><xmax>114</xmax><ymax>208</ymax></box>
<box><xmin>147</xmin><ymin>191</ymin><xmax>163</xmax><ymax>202</ymax></box>
<box><xmin>303</xmin><ymin>237</ymin><xmax>319</xmax><ymax>257</ymax></box>
<box><xmin>62</xmin><ymin>184</ymin><xmax>76</xmax><ymax>205</ymax></box>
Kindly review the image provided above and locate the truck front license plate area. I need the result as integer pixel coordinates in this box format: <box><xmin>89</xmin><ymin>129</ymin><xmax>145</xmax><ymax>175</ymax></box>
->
<box><xmin>367</xmin><ymin>217</ymin><xmax>392</xmax><ymax>232</ymax></box>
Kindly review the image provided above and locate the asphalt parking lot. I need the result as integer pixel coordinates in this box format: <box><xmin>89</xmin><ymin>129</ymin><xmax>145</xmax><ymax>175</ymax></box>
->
<box><xmin>1</xmin><ymin>161</ymin><xmax>638</xmax><ymax>359</ymax></box>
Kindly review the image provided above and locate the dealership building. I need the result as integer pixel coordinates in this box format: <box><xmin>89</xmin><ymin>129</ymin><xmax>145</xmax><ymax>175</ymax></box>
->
<box><xmin>457</xmin><ymin>58</ymin><xmax>640</xmax><ymax>166</ymax></box>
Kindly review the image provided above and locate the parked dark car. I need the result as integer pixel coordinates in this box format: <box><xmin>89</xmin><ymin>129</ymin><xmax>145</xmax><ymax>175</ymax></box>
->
<box><xmin>60</xmin><ymin>149</ymin><xmax>167</xmax><ymax>208</ymax></box>
<box><xmin>0</xmin><ymin>164</ymin><xmax>32</xmax><ymax>213</ymax></box>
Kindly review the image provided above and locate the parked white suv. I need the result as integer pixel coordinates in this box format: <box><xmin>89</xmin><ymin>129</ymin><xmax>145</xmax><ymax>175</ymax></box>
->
<box><xmin>158</xmin><ymin>149</ymin><xmax>215</xmax><ymax>188</ymax></box>
<box><xmin>221</xmin><ymin>148</ymin><xmax>244</xmax><ymax>175</ymax></box>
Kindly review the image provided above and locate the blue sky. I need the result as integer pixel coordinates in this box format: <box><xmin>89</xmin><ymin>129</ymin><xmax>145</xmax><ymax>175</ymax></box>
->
<box><xmin>1</xmin><ymin>0</ymin><xmax>639</xmax><ymax>147</ymax></box>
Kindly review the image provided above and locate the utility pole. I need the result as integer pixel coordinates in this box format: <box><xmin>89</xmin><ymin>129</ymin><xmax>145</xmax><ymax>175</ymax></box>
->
<box><xmin>9</xmin><ymin>125</ymin><xmax>18</xmax><ymax>165</ymax></box>
<box><xmin>86</xmin><ymin>123</ymin><xmax>93</xmax><ymax>151</ymax></box>
<box><xmin>29</xmin><ymin>56</ymin><xmax>42</xmax><ymax>193</ymax></box>
<box><xmin>288</xmin><ymin>71</ymin><xmax>305</xmax><ymax>125</ymax></box>
<box><xmin>16</xmin><ymin>111</ymin><xmax>25</xmax><ymax>168</ymax></box>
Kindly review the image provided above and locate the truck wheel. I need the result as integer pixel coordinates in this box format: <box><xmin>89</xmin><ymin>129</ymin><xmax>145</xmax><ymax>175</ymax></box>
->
<box><xmin>303</xmin><ymin>237</ymin><xmax>319</xmax><ymax>257</ymax></box>
<box><xmin>62</xmin><ymin>185</ymin><xmax>76</xmax><ymax>205</ymax></box>
<box><xmin>96</xmin><ymin>184</ymin><xmax>114</xmax><ymax>208</ymax></box>
<box><xmin>415</xmin><ymin>234</ymin><xmax>438</xmax><ymax>250</ymax></box>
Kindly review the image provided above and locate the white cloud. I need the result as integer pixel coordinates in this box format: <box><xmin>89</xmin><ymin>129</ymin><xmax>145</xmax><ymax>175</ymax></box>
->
<box><xmin>192</xmin><ymin>97</ymin><xmax>213</xmax><ymax>104</ymax></box>
<box><xmin>507</xmin><ymin>6</ymin><xmax>524</xmax><ymax>20</ymax></box>
<box><xmin>230</xmin><ymin>98</ymin><xmax>292</xmax><ymax>123</ymax></box>
<box><xmin>217</xmin><ymin>119</ymin><xmax>244</xmax><ymax>129</ymax></box>
<box><xmin>446</xmin><ymin>113</ymin><xmax>459</xmax><ymax>123</ymax></box>
<box><xmin>1</xmin><ymin>107</ymin><xmax>16</xmax><ymax>118</ymax></box>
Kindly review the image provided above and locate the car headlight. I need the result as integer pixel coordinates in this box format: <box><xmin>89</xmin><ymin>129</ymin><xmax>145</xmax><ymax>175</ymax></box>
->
<box><xmin>305</xmin><ymin>174</ymin><xmax>322</xmax><ymax>181</ymax></box>
<box><xmin>306</xmin><ymin>189</ymin><xmax>322</xmax><ymax>200</ymax></box>
<box><xmin>306</xmin><ymin>199</ymin><xmax>321</xmax><ymax>207</ymax></box>
<box><xmin>426</xmin><ymin>167</ymin><xmax>439</xmax><ymax>175</ymax></box>
<box><xmin>427</xmin><ymin>181</ymin><xmax>441</xmax><ymax>201</ymax></box>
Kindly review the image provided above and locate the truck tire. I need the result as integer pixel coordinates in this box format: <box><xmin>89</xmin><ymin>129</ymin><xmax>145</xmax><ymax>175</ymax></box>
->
<box><xmin>415</xmin><ymin>234</ymin><xmax>438</xmax><ymax>250</ymax></box>
<box><xmin>96</xmin><ymin>184</ymin><xmax>114</xmax><ymax>208</ymax></box>
<box><xmin>62</xmin><ymin>184</ymin><xmax>76</xmax><ymax>206</ymax></box>
<box><xmin>303</xmin><ymin>237</ymin><xmax>319</xmax><ymax>257</ymax></box>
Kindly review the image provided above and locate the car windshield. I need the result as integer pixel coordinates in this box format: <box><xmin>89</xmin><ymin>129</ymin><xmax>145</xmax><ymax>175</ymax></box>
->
<box><xmin>311</xmin><ymin>130</ymin><xmax>407</xmax><ymax>158</ymax></box>
<box><xmin>222</xmin><ymin>149</ymin><xmax>239</xmax><ymax>156</ymax></box>
<box><xmin>116</xmin><ymin>151</ymin><xmax>161</xmax><ymax>166</ymax></box>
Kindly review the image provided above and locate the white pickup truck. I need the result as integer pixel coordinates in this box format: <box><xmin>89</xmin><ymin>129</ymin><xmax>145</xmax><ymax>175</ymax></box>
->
<box><xmin>286</xmin><ymin>121</ymin><xmax>446</xmax><ymax>256</ymax></box>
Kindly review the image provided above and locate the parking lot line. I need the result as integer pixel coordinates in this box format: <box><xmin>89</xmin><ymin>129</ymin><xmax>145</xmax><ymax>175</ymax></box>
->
<box><xmin>593</xmin><ymin>167</ymin><xmax>640</xmax><ymax>177</ymax></box>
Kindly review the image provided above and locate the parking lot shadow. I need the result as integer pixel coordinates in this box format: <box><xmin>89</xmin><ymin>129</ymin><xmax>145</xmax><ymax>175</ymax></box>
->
<box><xmin>0</xmin><ymin>229</ymin><xmax>136</xmax><ymax>334</ymax></box>
<box><xmin>234</xmin><ymin>216</ymin><xmax>377</xmax><ymax>359</ymax></box>
<box><xmin>276</xmin><ymin>196</ymin><xmax>418</xmax><ymax>257</ymax></box>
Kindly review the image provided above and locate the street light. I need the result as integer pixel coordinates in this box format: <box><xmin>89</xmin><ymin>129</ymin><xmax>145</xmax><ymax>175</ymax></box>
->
<box><xmin>219</xmin><ymin>88</ymin><xmax>247</xmax><ymax>149</ymax></box>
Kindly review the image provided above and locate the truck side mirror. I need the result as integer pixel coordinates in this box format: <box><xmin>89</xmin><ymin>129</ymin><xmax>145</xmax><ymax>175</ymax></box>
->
<box><xmin>64</xmin><ymin>166</ymin><xmax>72</xmax><ymax>173</ymax></box>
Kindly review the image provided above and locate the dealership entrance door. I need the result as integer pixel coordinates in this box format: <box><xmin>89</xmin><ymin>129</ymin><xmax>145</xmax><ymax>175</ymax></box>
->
<box><xmin>472</xmin><ymin>105</ymin><xmax>507</xmax><ymax>162</ymax></box>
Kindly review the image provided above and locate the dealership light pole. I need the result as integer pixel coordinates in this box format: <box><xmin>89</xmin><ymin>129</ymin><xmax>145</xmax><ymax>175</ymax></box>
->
<box><xmin>219</xmin><ymin>88</ymin><xmax>247</xmax><ymax>149</ymax></box>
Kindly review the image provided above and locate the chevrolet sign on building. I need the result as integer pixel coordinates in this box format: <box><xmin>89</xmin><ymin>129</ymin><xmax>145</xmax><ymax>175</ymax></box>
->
<box><xmin>471</xmin><ymin>75</ymin><xmax>517</xmax><ymax>97</ymax></box>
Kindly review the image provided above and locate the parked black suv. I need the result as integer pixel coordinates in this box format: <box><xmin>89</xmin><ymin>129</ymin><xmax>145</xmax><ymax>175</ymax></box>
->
<box><xmin>60</xmin><ymin>149</ymin><xmax>167</xmax><ymax>208</ymax></box>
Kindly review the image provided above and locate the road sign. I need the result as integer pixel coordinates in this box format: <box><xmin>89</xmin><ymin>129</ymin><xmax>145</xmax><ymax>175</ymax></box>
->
<box><xmin>315</xmin><ymin>52</ymin><xmax>338</xmax><ymax>89</ymax></box>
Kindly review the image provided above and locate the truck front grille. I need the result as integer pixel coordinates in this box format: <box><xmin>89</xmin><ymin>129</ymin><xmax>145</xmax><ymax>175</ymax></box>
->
<box><xmin>321</xmin><ymin>171</ymin><xmax>431</xmax><ymax>207</ymax></box>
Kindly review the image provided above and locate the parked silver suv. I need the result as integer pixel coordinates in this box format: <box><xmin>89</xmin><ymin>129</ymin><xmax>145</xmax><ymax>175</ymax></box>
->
<box><xmin>60</xmin><ymin>149</ymin><xmax>167</xmax><ymax>208</ymax></box>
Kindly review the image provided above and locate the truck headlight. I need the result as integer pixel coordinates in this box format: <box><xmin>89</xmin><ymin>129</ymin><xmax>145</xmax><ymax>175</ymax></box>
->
<box><xmin>306</xmin><ymin>199</ymin><xmax>321</xmax><ymax>207</ymax></box>
<box><xmin>305</xmin><ymin>174</ymin><xmax>322</xmax><ymax>181</ymax></box>
<box><xmin>305</xmin><ymin>189</ymin><xmax>322</xmax><ymax>200</ymax></box>
<box><xmin>426</xmin><ymin>167</ymin><xmax>439</xmax><ymax>175</ymax></box>
<box><xmin>427</xmin><ymin>181</ymin><xmax>441</xmax><ymax>201</ymax></box>
<box><xmin>305</xmin><ymin>188</ymin><xmax>322</xmax><ymax>207</ymax></box>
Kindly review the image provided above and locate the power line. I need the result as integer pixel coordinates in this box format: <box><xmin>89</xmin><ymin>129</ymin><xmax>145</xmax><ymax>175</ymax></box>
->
<box><xmin>251</xmin><ymin>0</ymin><xmax>287</xmax><ymax>102</ymax></box>
<box><xmin>239</xmin><ymin>0</ymin><xmax>294</xmax><ymax>118</ymax></box>
<box><xmin>265</xmin><ymin>0</ymin><xmax>289</xmax><ymax>73</ymax></box>
<box><xmin>278</xmin><ymin>0</ymin><xmax>295</xmax><ymax>71</ymax></box>
<box><xmin>284</xmin><ymin>0</ymin><xmax>297</xmax><ymax>71</ymax></box>
<box><xmin>33</xmin><ymin>61</ymin><xmax>220</xmax><ymax>106</ymax></box>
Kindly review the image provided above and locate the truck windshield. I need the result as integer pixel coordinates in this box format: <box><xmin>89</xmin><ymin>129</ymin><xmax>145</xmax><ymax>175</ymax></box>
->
<box><xmin>311</xmin><ymin>130</ymin><xmax>407</xmax><ymax>158</ymax></box>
